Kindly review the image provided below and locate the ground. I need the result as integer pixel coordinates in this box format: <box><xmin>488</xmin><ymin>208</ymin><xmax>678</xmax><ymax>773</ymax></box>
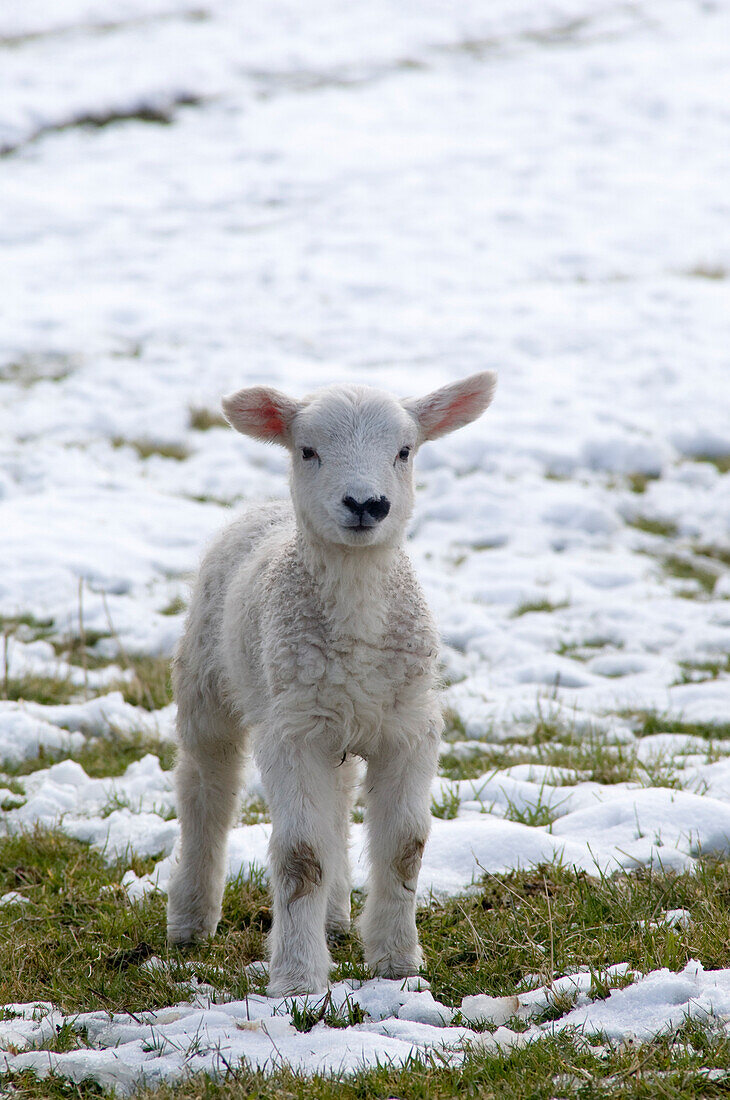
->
<box><xmin>2</xmin><ymin>0</ymin><xmax>730</xmax><ymax>1095</ymax></box>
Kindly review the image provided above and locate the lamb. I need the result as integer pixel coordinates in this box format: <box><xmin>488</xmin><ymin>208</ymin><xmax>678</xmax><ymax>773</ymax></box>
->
<box><xmin>166</xmin><ymin>371</ymin><xmax>497</xmax><ymax>996</ymax></box>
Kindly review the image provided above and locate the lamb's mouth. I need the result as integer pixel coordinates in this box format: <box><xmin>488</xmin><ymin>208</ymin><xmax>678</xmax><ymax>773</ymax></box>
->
<box><xmin>341</xmin><ymin>520</ymin><xmax>378</xmax><ymax>531</ymax></box>
<box><xmin>339</xmin><ymin>522</ymin><xmax>379</xmax><ymax>542</ymax></box>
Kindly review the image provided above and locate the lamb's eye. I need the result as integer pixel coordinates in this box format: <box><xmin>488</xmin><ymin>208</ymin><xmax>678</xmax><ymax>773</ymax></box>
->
<box><xmin>397</xmin><ymin>446</ymin><xmax>411</xmax><ymax>462</ymax></box>
<box><xmin>301</xmin><ymin>447</ymin><xmax>318</xmax><ymax>462</ymax></box>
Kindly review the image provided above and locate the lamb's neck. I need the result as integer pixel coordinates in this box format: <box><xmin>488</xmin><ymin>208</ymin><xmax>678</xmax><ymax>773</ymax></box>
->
<box><xmin>298</xmin><ymin>532</ymin><xmax>398</xmax><ymax>641</ymax></box>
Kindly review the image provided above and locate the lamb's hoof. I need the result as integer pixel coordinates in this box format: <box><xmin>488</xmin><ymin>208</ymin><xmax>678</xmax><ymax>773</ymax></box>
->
<box><xmin>167</xmin><ymin>915</ymin><xmax>218</xmax><ymax>945</ymax></box>
<box><xmin>369</xmin><ymin>947</ymin><xmax>423</xmax><ymax>980</ymax></box>
<box><xmin>266</xmin><ymin>974</ymin><xmax>329</xmax><ymax>998</ymax></box>
<box><xmin>375</xmin><ymin>961</ymin><xmax>421</xmax><ymax>980</ymax></box>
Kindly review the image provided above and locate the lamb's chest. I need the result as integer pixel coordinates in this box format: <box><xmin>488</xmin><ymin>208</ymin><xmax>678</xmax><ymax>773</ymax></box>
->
<box><xmin>289</xmin><ymin>629</ymin><xmax>435</xmax><ymax>734</ymax></box>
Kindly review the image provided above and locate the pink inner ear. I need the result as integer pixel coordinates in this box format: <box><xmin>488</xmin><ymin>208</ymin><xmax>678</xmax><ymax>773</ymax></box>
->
<box><xmin>259</xmin><ymin>398</ymin><xmax>285</xmax><ymax>436</ymax></box>
<box><xmin>431</xmin><ymin>390</ymin><xmax>479</xmax><ymax>434</ymax></box>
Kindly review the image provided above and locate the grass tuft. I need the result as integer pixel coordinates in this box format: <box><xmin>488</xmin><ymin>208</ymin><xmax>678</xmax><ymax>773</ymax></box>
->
<box><xmin>626</xmin><ymin>515</ymin><xmax>678</xmax><ymax>537</ymax></box>
<box><xmin>111</xmin><ymin>437</ymin><xmax>191</xmax><ymax>462</ymax></box>
<box><xmin>662</xmin><ymin>554</ymin><xmax>718</xmax><ymax>595</ymax></box>
<box><xmin>628</xmin><ymin>710</ymin><xmax>730</xmax><ymax>742</ymax></box>
<box><xmin>676</xmin><ymin>656</ymin><xmax>730</xmax><ymax>684</ymax></box>
<box><xmin>3</xmin><ymin>729</ymin><xmax>175</xmax><ymax>779</ymax></box>
<box><xmin>0</xmin><ymin>612</ymin><xmax>55</xmax><ymax>640</ymax></box>
<box><xmin>684</xmin><ymin>264</ymin><xmax>727</xmax><ymax>280</ymax></box>
<box><xmin>511</xmin><ymin>599</ymin><xmax>569</xmax><ymax>618</ymax></box>
<box><xmin>110</xmin><ymin>655</ymin><xmax>173</xmax><ymax>711</ymax></box>
<box><xmin>159</xmin><ymin>596</ymin><xmax>187</xmax><ymax>617</ymax></box>
<box><xmin>431</xmin><ymin>784</ymin><xmax>462</xmax><ymax>820</ymax></box>
<box><xmin>189</xmin><ymin>407</ymin><xmax>228</xmax><ymax>431</ymax></box>
<box><xmin>0</xmin><ymin>830</ymin><xmax>269</xmax><ymax>1014</ymax></box>
<box><xmin>626</xmin><ymin>471</ymin><xmax>661</xmax><ymax>494</ymax></box>
<box><xmin>1</xmin><ymin>673</ymin><xmax>78</xmax><ymax>705</ymax></box>
<box><xmin>692</xmin><ymin>453</ymin><xmax>730</xmax><ymax>474</ymax></box>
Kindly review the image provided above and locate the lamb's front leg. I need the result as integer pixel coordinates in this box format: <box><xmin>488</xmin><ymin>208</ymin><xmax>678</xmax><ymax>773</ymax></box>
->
<box><xmin>360</xmin><ymin>734</ymin><xmax>439</xmax><ymax>979</ymax></box>
<box><xmin>260</xmin><ymin>739</ymin><xmax>342</xmax><ymax>996</ymax></box>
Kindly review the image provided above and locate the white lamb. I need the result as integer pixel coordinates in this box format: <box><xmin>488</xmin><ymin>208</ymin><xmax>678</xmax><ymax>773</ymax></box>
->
<box><xmin>166</xmin><ymin>372</ymin><xmax>497</xmax><ymax>995</ymax></box>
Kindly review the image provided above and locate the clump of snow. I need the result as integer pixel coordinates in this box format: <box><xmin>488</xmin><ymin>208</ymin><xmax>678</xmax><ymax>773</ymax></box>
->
<box><xmin>0</xmin><ymin>891</ymin><xmax>30</xmax><ymax>907</ymax></box>
<box><xmin>460</xmin><ymin>993</ymin><xmax>520</xmax><ymax>1026</ymax></box>
<box><xmin>0</xmin><ymin>709</ymin><xmax>85</xmax><ymax>767</ymax></box>
<box><xmin>21</xmin><ymin>693</ymin><xmax>176</xmax><ymax>740</ymax></box>
<box><xmin>547</xmin><ymin>961</ymin><xmax>730</xmax><ymax>1042</ymax></box>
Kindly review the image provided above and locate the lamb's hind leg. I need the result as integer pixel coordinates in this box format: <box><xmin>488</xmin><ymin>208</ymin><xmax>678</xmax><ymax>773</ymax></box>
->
<box><xmin>326</xmin><ymin>754</ymin><xmax>357</xmax><ymax>940</ymax></box>
<box><xmin>167</xmin><ymin>692</ymin><xmax>246</xmax><ymax>944</ymax></box>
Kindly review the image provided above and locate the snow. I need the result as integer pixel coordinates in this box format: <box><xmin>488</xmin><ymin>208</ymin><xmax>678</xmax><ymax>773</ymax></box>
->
<box><xmin>2</xmin><ymin>0</ymin><xmax>730</xmax><ymax>1090</ymax></box>
<box><xmin>549</xmin><ymin>960</ymin><xmax>730</xmax><ymax>1042</ymax></box>
<box><xmin>6</xmin><ymin>961</ymin><xmax>730</xmax><ymax>1092</ymax></box>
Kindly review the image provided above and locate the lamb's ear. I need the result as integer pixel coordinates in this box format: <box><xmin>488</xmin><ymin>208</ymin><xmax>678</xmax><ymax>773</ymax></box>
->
<box><xmin>403</xmin><ymin>371</ymin><xmax>497</xmax><ymax>442</ymax></box>
<box><xmin>221</xmin><ymin>386</ymin><xmax>301</xmax><ymax>446</ymax></box>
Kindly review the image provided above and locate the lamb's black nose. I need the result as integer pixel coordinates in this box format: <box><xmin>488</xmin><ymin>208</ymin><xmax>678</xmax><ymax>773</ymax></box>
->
<box><xmin>342</xmin><ymin>495</ymin><xmax>391</xmax><ymax>522</ymax></box>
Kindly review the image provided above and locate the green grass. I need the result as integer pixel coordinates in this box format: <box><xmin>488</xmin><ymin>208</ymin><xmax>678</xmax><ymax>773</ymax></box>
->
<box><xmin>1</xmin><ymin>673</ymin><xmax>79</xmax><ymax>705</ymax></box>
<box><xmin>438</xmin><ymin>711</ymin><xmax>693</xmax><ymax>789</ymax></box>
<box><xmin>50</xmin><ymin>632</ymin><xmax>116</xmax><ymax>672</ymax></box>
<box><xmin>7</xmin><ymin>1029</ymin><xmax>730</xmax><ymax>1100</ymax></box>
<box><xmin>159</xmin><ymin>595</ymin><xmax>187</xmax><ymax>616</ymax></box>
<box><xmin>7</xmin><ymin>831</ymin><xmax>730</xmax><ymax>1012</ymax></box>
<box><xmin>694</xmin><ymin>543</ymin><xmax>730</xmax><ymax>568</ymax></box>
<box><xmin>626</xmin><ymin>472</ymin><xmax>659</xmax><ymax>494</ymax></box>
<box><xmin>18</xmin><ymin>831</ymin><xmax>730</xmax><ymax>1015</ymax></box>
<box><xmin>432</xmin><ymin>783</ymin><xmax>462</xmax><ymax>819</ymax></box>
<box><xmin>439</xmin><ymin>746</ymin><xmax>504</xmax><ymax>781</ymax></box>
<box><xmin>0</xmin><ymin>612</ymin><xmax>55</xmax><ymax>640</ymax></box>
<box><xmin>415</xmin><ymin>860</ymin><xmax>730</xmax><ymax>1005</ymax></box>
<box><xmin>7</xmin><ymin>833</ymin><xmax>730</xmax><ymax>1098</ymax></box>
<box><xmin>3</xmin><ymin>729</ymin><xmax>176</xmax><ymax>780</ymax></box>
<box><xmin>238</xmin><ymin>795</ymin><xmax>271</xmax><ymax>826</ymax></box>
<box><xmin>555</xmin><ymin>637</ymin><xmax>622</xmax><ymax>661</ymax></box>
<box><xmin>5</xmin><ymin>685</ymin><xmax>730</xmax><ymax>1100</ymax></box>
<box><xmin>189</xmin><ymin>407</ymin><xmax>228</xmax><ymax>431</ymax></box>
<box><xmin>3</xmin><ymin>1072</ymin><xmax>107</xmax><ymax>1098</ymax></box>
<box><xmin>676</xmin><ymin>656</ymin><xmax>730</xmax><ymax>684</ymax></box>
<box><xmin>692</xmin><ymin>453</ymin><xmax>730</xmax><ymax>474</ymax></box>
<box><xmin>662</xmin><ymin>555</ymin><xmax>718</xmax><ymax>595</ymax></box>
<box><xmin>684</xmin><ymin>264</ymin><xmax>727</xmax><ymax>280</ymax></box>
<box><xmin>111</xmin><ymin>437</ymin><xmax>191</xmax><ymax>462</ymax></box>
<box><xmin>185</xmin><ymin>492</ymin><xmax>237</xmax><ymax>507</ymax></box>
<box><xmin>501</xmin><ymin>784</ymin><xmax>566</xmax><ymax>828</ymax></box>
<box><xmin>442</xmin><ymin>707</ymin><xmax>468</xmax><ymax>740</ymax></box>
<box><xmin>626</xmin><ymin>515</ymin><xmax>679</xmax><ymax>537</ymax></box>
<box><xmin>0</xmin><ymin>830</ymin><xmax>269</xmax><ymax>1015</ymax></box>
<box><xmin>0</xmin><ymin>353</ymin><xmax>75</xmax><ymax>387</ymax></box>
<box><xmin>628</xmin><ymin>711</ymin><xmax>730</xmax><ymax>743</ymax></box>
<box><xmin>511</xmin><ymin>599</ymin><xmax>569</xmax><ymax>618</ymax></box>
<box><xmin>0</xmin><ymin>655</ymin><xmax>172</xmax><ymax>710</ymax></box>
<box><xmin>112</xmin><ymin>655</ymin><xmax>173</xmax><ymax>711</ymax></box>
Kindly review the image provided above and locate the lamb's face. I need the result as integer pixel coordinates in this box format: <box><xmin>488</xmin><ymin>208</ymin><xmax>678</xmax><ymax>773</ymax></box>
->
<box><xmin>221</xmin><ymin>372</ymin><xmax>497</xmax><ymax>550</ymax></box>
<box><xmin>290</xmin><ymin>387</ymin><xmax>418</xmax><ymax>549</ymax></box>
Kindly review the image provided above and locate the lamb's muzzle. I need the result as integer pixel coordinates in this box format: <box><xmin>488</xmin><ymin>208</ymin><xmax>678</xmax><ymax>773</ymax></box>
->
<box><xmin>341</xmin><ymin>493</ymin><xmax>391</xmax><ymax>527</ymax></box>
<box><xmin>166</xmin><ymin>371</ymin><xmax>497</xmax><ymax>995</ymax></box>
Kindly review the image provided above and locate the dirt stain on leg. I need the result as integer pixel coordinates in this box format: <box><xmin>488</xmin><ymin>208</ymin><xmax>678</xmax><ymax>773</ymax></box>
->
<box><xmin>393</xmin><ymin>837</ymin><xmax>425</xmax><ymax>887</ymax></box>
<box><xmin>283</xmin><ymin>842</ymin><xmax>323</xmax><ymax>904</ymax></box>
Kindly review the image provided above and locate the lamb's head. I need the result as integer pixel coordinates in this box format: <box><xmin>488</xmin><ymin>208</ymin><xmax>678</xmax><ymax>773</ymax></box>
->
<box><xmin>222</xmin><ymin>372</ymin><xmax>497</xmax><ymax>549</ymax></box>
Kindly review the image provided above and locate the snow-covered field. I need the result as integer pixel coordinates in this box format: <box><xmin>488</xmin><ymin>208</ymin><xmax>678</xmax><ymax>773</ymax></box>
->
<box><xmin>2</xmin><ymin>0</ymin><xmax>730</xmax><ymax>1092</ymax></box>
